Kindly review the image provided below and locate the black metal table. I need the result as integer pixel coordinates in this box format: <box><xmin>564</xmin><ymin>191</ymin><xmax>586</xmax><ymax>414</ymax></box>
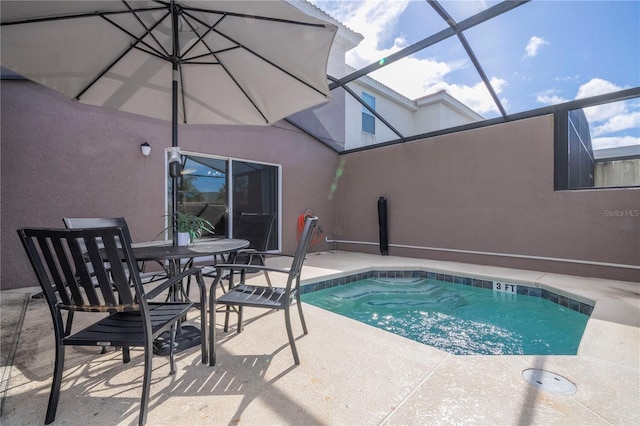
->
<box><xmin>131</xmin><ymin>239</ymin><xmax>250</xmax><ymax>264</ymax></box>
<box><xmin>132</xmin><ymin>239</ymin><xmax>250</xmax><ymax>357</ymax></box>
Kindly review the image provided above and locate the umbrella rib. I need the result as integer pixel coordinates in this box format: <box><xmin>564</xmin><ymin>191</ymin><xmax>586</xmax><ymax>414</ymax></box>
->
<box><xmin>213</xmin><ymin>28</ymin><xmax>328</xmax><ymax>98</ymax></box>
<box><xmin>122</xmin><ymin>0</ymin><xmax>171</xmax><ymax>59</ymax></box>
<box><xmin>0</xmin><ymin>6</ymin><xmax>166</xmax><ymax>26</ymax></box>
<box><xmin>100</xmin><ymin>13</ymin><xmax>171</xmax><ymax>62</ymax></box>
<box><xmin>76</xmin><ymin>11</ymin><xmax>173</xmax><ymax>99</ymax></box>
<box><xmin>76</xmin><ymin>43</ymin><xmax>134</xmax><ymax>100</ymax></box>
<box><xmin>178</xmin><ymin>11</ymin><xmax>225</xmax><ymax>60</ymax></box>
<box><xmin>178</xmin><ymin>4</ymin><xmax>329</xmax><ymax>29</ymax></box>
<box><xmin>217</xmin><ymin>59</ymin><xmax>269</xmax><ymax>124</ymax></box>
<box><xmin>182</xmin><ymin>46</ymin><xmax>237</xmax><ymax>63</ymax></box>
<box><xmin>178</xmin><ymin>62</ymin><xmax>188</xmax><ymax>124</ymax></box>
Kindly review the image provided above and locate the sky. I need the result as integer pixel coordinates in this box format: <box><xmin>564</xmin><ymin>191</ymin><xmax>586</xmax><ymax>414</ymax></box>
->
<box><xmin>308</xmin><ymin>0</ymin><xmax>640</xmax><ymax>150</ymax></box>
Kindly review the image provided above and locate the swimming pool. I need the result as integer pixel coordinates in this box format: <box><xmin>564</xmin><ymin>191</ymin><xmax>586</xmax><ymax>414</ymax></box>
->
<box><xmin>301</xmin><ymin>271</ymin><xmax>592</xmax><ymax>355</ymax></box>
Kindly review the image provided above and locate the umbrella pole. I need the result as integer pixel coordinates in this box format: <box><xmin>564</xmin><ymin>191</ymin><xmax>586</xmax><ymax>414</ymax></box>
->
<box><xmin>170</xmin><ymin>1</ymin><xmax>180</xmax><ymax>247</ymax></box>
<box><xmin>170</xmin><ymin>63</ymin><xmax>179</xmax><ymax>247</ymax></box>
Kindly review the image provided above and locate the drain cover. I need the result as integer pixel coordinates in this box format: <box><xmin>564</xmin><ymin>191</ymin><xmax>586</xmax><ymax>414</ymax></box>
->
<box><xmin>522</xmin><ymin>369</ymin><xmax>576</xmax><ymax>395</ymax></box>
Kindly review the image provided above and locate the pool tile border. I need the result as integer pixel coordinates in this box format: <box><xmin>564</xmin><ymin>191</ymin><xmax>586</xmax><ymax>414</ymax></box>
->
<box><xmin>301</xmin><ymin>270</ymin><xmax>594</xmax><ymax>316</ymax></box>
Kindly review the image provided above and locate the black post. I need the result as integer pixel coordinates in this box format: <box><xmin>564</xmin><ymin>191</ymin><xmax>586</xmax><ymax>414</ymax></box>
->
<box><xmin>378</xmin><ymin>197</ymin><xmax>388</xmax><ymax>255</ymax></box>
<box><xmin>170</xmin><ymin>1</ymin><xmax>180</xmax><ymax>246</ymax></box>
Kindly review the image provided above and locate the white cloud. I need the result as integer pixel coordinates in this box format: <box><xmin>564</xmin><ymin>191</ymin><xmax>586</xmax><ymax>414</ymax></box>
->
<box><xmin>575</xmin><ymin>79</ymin><xmax>639</xmax><ymax>149</ymax></box>
<box><xmin>579</xmin><ymin>79</ymin><xmax>627</xmax><ymax>123</ymax></box>
<box><xmin>554</xmin><ymin>75</ymin><xmax>580</xmax><ymax>83</ymax></box>
<box><xmin>524</xmin><ymin>36</ymin><xmax>548</xmax><ymax>58</ymax></box>
<box><xmin>537</xmin><ymin>78</ymin><xmax>633</xmax><ymax>122</ymax></box>
<box><xmin>576</xmin><ymin>78</ymin><xmax>624</xmax><ymax>99</ymax></box>
<box><xmin>369</xmin><ymin>56</ymin><xmax>451</xmax><ymax>99</ymax></box>
<box><xmin>368</xmin><ymin>57</ymin><xmax>511</xmax><ymax>116</ymax></box>
<box><xmin>592</xmin><ymin>136</ymin><xmax>640</xmax><ymax>150</ymax></box>
<box><xmin>591</xmin><ymin>111</ymin><xmax>640</xmax><ymax>136</ymax></box>
<box><xmin>335</xmin><ymin>0</ymin><xmax>410</xmax><ymax>68</ymax></box>
<box><xmin>451</xmin><ymin>77</ymin><xmax>508</xmax><ymax>115</ymax></box>
<box><xmin>536</xmin><ymin>90</ymin><xmax>568</xmax><ymax>105</ymax></box>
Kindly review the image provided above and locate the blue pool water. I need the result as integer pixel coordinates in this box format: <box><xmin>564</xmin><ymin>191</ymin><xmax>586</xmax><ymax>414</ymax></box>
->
<box><xmin>302</xmin><ymin>277</ymin><xmax>590</xmax><ymax>355</ymax></box>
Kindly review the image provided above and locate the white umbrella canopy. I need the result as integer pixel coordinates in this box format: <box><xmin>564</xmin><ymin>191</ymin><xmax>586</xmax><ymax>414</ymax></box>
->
<box><xmin>0</xmin><ymin>0</ymin><xmax>337</xmax><ymax>126</ymax></box>
<box><xmin>1</xmin><ymin>0</ymin><xmax>336</xmax><ymax>244</ymax></box>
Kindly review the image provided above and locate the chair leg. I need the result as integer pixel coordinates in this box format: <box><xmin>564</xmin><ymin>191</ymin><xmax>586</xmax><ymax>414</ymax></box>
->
<box><xmin>222</xmin><ymin>272</ymin><xmax>234</xmax><ymax>332</ymax></box>
<box><xmin>63</xmin><ymin>311</ymin><xmax>74</xmax><ymax>337</ymax></box>
<box><xmin>45</xmin><ymin>340</ymin><xmax>65</xmax><ymax>424</ymax></box>
<box><xmin>284</xmin><ymin>306</ymin><xmax>300</xmax><ymax>365</ymax></box>
<box><xmin>195</xmin><ymin>273</ymin><xmax>208</xmax><ymax>365</ymax></box>
<box><xmin>223</xmin><ymin>305</ymin><xmax>231</xmax><ymax>333</ymax></box>
<box><xmin>208</xmin><ymin>286</ymin><xmax>217</xmax><ymax>366</ymax></box>
<box><xmin>169</xmin><ymin>324</ymin><xmax>176</xmax><ymax>375</ymax></box>
<box><xmin>185</xmin><ymin>276</ymin><xmax>191</xmax><ymax>301</ymax></box>
<box><xmin>264</xmin><ymin>270</ymin><xmax>272</xmax><ymax>287</ymax></box>
<box><xmin>123</xmin><ymin>346</ymin><xmax>131</xmax><ymax>363</ymax></box>
<box><xmin>236</xmin><ymin>306</ymin><xmax>243</xmax><ymax>334</ymax></box>
<box><xmin>138</xmin><ymin>338</ymin><xmax>153</xmax><ymax>426</ymax></box>
<box><xmin>296</xmin><ymin>297</ymin><xmax>308</xmax><ymax>335</ymax></box>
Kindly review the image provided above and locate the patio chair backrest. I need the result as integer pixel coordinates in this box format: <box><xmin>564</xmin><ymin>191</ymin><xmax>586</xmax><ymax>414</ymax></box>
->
<box><xmin>18</xmin><ymin>226</ymin><xmax>145</xmax><ymax>313</ymax></box>
<box><xmin>62</xmin><ymin>217</ymin><xmax>135</xmax><ymax>281</ymax></box>
<box><xmin>234</xmin><ymin>212</ymin><xmax>275</xmax><ymax>251</ymax></box>
<box><xmin>63</xmin><ymin>217</ymin><xmax>128</xmax><ymax>229</ymax></box>
<box><xmin>63</xmin><ymin>217</ymin><xmax>128</xmax><ymax>248</ymax></box>
<box><xmin>289</xmin><ymin>216</ymin><xmax>318</xmax><ymax>279</ymax></box>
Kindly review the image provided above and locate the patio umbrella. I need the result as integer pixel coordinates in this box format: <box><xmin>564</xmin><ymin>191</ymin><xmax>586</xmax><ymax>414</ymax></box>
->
<box><xmin>1</xmin><ymin>0</ymin><xmax>337</xmax><ymax>243</ymax></box>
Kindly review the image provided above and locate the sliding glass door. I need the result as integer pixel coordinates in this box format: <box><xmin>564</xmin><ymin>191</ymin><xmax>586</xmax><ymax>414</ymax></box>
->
<box><xmin>168</xmin><ymin>151</ymin><xmax>280</xmax><ymax>250</ymax></box>
<box><xmin>231</xmin><ymin>160</ymin><xmax>279</xmax><ymax>250</ymax></box>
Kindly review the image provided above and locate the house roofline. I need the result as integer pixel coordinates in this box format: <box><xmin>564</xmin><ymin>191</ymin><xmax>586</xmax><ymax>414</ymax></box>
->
<box><xmin>416</xmin><ymin>90</ymin><xmax>484</xmax><ymax>121</ymax></box>
<box><xmin>289</xmin><ymin>0</ymin><xmax>363</xmax><ymax>49</ymax></box>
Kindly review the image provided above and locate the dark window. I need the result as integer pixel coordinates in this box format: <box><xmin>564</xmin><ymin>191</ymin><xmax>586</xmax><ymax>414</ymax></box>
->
<box><xmin>362</xmin><ymin>92</ymin><xmax>376</xmax><ymax>134</ymax></box>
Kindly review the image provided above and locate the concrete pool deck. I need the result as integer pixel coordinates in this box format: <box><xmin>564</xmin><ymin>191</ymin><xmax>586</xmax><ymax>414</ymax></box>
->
<box><xmin>1</xmin><ymin>251</ymin><xmax>638</xmax><ymax>425</ymax></box>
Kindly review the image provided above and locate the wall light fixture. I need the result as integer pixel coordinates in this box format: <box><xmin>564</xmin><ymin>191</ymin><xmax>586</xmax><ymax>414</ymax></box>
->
<box><xmin>140</xmin><ymin>142</ymin><xmax>151</xmax><ymax>156</ymax></box>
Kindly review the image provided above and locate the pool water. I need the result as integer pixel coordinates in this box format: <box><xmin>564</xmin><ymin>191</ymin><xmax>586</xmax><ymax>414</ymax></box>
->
<box><xmin>302</xmin><ymin>278</ymin><xmax>590</xmax><ymax>355</ymax></box>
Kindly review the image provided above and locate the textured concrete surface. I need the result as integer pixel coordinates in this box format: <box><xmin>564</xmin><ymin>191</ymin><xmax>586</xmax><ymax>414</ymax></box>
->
<box><xmin>1</xmin><ymin>252</ymin><xmax>638</xmax><ymax>425</ymax></box>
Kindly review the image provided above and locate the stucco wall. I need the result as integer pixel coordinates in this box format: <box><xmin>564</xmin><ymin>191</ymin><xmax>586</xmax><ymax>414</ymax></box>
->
<box><xmin>334</xmin><ymin>116</ymin><xmax>640</xmax><ymax>282</ymax></box>
<box><xmin>2</xmin><ymin>81</ymin><xmax>638</xmax><ymax>289</ymax></box>
<box><xmin>595</xmin><ymin>159</ymin><xmax>640</xmax><ymax>187</ymax></box>
<box><xmin>1</xmin><ymin>81</ymin><xmax>337</xmax><ymax>290</ymax></box>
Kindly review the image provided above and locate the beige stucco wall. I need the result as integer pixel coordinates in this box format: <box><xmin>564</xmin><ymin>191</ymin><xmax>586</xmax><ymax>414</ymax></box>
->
<box><xmin>334</xmin><ymin>116</ymin><xmax>640</xmax><ymax>282</ymax></box>
<box><xmin>1</xmin><ymin>81</ymin><xmax>337</xmax><ymax>290</ymax></box>
<box><xmin>2</xmin><ymin>81</ymin><xmax>638</xmax><ymax>289</ymax></box>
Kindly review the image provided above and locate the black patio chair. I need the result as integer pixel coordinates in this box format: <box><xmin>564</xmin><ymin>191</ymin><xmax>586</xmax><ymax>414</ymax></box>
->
<box><xmin>228</xmin><ymin>212</ymin><xmax>276</xmax><ymax>282</ymax></box>
<box><xmin>18</xmin><ymin>226</ymin><xmax>207</xmax><ymax>426</ymax></box>
<box><xmin>217</xmin><ymin>212</ymin><xmax>276</xmax><ymax>328</ymax></box>
<box><xmin>209</xmin><ymin>216</ymin><xmax>318</xmax><ymax>366</ymax></box>
<box><xmin>199</xmin><ymin>212</ymin><xmax>275</xmax><ymax>282</ymax></box>
<box><xmin>63</xmin><ymin>217</ymin><xmax>169</xmax><ymax>358</ymax></box>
